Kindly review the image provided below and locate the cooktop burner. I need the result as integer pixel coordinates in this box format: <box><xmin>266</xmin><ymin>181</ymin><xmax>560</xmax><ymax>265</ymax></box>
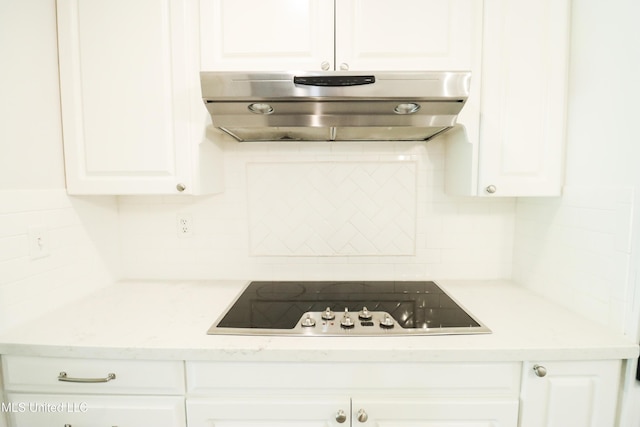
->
<box><xmin>208</xmin><ymin>281</ymin><xmax>490</xmax><ymax>336</ymax></box>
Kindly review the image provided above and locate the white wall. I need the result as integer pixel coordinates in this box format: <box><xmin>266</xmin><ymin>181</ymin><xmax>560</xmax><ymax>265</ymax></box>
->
<box><xmin>0</xmin><ymin>0</ymin><xmax>120</xmax><ymax>334</ymax></box>
<box><xmin>513</xmin><ymin>0</ymin><xmax>640</xmax><ymax>335</ymax></box>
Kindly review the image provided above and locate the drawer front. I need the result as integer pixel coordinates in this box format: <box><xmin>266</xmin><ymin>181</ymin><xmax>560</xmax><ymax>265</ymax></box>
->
<box><xmin>2</xmin><ymin>356</ymin><xmax>184</xmax><ymax>395</ymax></box>
<box><xmin>6</xmin><ymin>393</ymin><xmax>186</xmax><ymax>427</ymax></box>
<box><xmin>186</xmin><ymin>361</ymin><xmax>521</xmax><ymax>396</ymax></box>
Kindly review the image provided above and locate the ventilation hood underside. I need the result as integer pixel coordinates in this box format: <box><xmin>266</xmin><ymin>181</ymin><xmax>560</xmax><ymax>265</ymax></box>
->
<box><xmin>200</xmin><ymin>71</ymin><xmax>470</xmax><ymax>142</ymax></box>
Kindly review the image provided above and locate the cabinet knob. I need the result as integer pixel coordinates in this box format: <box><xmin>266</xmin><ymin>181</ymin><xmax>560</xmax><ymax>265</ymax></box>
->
<box><xmin>176</xmin><ymin>183</ymin><xmax>186</xmax><ymax>192</ymax></box>
<box><xmin>339</xmin><ymin>63</ymin><xmax>350</xmax><ymax>71</ymax></box>
<box><xmin>357</xmin><ymin>409</ymin><xmax>368</xmax><ymax>423</ymax></box>
<box><xmin>335</xmin><ymin>410</ymin><xmax>347</xmax><ymax>423</ymax></box>
<box><xmin>321</xmin><ymin>61</ymin><xmax>331</xmax><ymax>71</ymax></box>
<box><xmin>485</xmin><ymin>185</ymin><xmax>497</xmax><ymax>194</ymax></box>
<box><xmin>533</xmin><ymin>364</ymin><xmax>548</xmax><ymax>377</ymax></box>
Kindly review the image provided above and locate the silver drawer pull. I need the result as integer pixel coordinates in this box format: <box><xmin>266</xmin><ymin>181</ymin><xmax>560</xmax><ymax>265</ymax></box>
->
<box><xmin>58</xmin><ymin>371</ymin><xmax>116</xmax><ymax>383</ymax></box>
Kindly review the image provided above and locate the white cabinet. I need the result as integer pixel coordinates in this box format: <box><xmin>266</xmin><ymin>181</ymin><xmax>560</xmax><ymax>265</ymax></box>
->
<box><xmin>446</xmin><ymin>0</ymin><xmax>571</xmax><ymax>197</ymax></box>
<box><xmin>200</xmin><ymin>0</ymin><xmax>334</xmax><ymax>71</ymax></box>
<box><xmin>6</xmin><ymin>394</ymin><xmax>185</xmax><ymax>427</ymax></box>
<box><xmin>187</xmin><ymin>396</ymin><xmax>350</xmax><ymax>427</ymax></box>
<box><xmin>185</xmin><ymin>361</ymin><xmax>521</xmax><ymax>427</ymax></box>
<box><xmin>335</xmin><ymin>0</ymin><xmax>482</xmax><ymax>72</ymax></box>
<box><xmin>352</xmin><ymin>397</ymin><xmax>518</xmax><ymax>427</ymax></box>
<box><xmin>57</xmin><ymin>0</ymin><xmax>223</xmax><ymax>195</ymax></box>
<box><xmin>519</xmin><ymin>360</ymin><xmax>622</xmax><ymax>427</ymax></box>
<box><xmin>200</xmin><ymin>0</ymin><xmax>481</xmax><ymax>73</ymax></box>
<box><xmin>1</xmin><ymin>356</ymin><xmax>186</xmax><ymax>427</ymax></box>
<box><xmin>187</xmin><ymin>396</ymin><xmax>518</xmax><ymax>427</ymax></box>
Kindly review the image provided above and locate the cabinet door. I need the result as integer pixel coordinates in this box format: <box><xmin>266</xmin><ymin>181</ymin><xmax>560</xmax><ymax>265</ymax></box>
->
<box><xmin>352</xmin><ymin>397</ymin><xmax>518</xmax><ymax>427</ymax></box>
<box><xmin>57</xmin><ymin>0</ymin><xmax>199</xmax><ymax>195</ymax></box>
<box><xmin>6</xmin><ymin>394</ymin><xmax>185</xmax><ymax>427</ymax></box>
<box><xmin>520</xmin><ymin>361</ymin><xmax>621</xmax><ymax>427</ymax></box>
<box><xmin>335</xmin><ymin>0</ymin><xmax>482</xmax><ymax>71</ymax></box>
<box><xmin>187</xmin><ymin>397</ymin><xmax>349</xmax><ymax>427</ymax></box>
<box><xmin>200</xmin><ymin>0</ymin><xmax>334</xmax><ymax>71</ymax></box>
<box><xmin>476</xmin><ymin>0</ymin><xmax>570</xmax><ymax>197</ymax></box>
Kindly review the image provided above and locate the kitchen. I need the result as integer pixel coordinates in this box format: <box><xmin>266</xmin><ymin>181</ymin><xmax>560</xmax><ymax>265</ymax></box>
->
<box><xmin>1</xmin><ymin>0</ymin><xmax>639</xmax><ymax>426</ymax></box>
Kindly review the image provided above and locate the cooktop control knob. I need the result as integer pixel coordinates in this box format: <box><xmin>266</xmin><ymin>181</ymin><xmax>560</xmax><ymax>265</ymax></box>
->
<box><xmin>358</xmin><ymin>307</ymin><xmax>372</xmax><ymax>320</ymax></box>
<box><xmin>340</xmin><ymin>308</ymin><xmax>355</xmax><ymax>329</ymax></box>
<box><xmin>380</xmin><ymin>313</ymin><xmax>395</xmax><ymax>328</ymax></box>
<box><xmin>301</xmin><ymin>314</ymin><xmax>316</xmax><ymax>328</ymax></box>
<box><xmin>322</xmin><ymin>307</ymin><xmax>335</xmax><ymax>321</ymax></box>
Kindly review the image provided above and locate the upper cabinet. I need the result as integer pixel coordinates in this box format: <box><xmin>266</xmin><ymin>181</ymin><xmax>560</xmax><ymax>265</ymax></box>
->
<box><xmin>335</xmin><ymin>0</ymin><xmax>481</xmax><ymax>72</ymax></box>
<box><xmin>446</xmin><ymin>0</ymin><xmax>571</xmax><ymax>197</ymax></box>
<box><xmin>200</xmin><ymin>0</ymin><xmax>334</xmax><ymax>71</ymax></box>
<box><xmin>58</xmin><ymin>0</ymin><xmax>568</xmax><ymax>197</ymax></box>
<box><xmin>200</xmin><ymin>0</ymin><xmax>481</xmax><ymax>72</ymax></box>
<box><xmin>57</xmin><ymin>0</ymin><xmax>222</xmax><ymax>195</ymax></box>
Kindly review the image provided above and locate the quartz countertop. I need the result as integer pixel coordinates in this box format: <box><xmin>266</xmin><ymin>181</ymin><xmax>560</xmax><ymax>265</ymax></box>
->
<box><xmin>0</xmin><ymin>280</ymin><xmax>637</xmax><ymax>362</ymax></box>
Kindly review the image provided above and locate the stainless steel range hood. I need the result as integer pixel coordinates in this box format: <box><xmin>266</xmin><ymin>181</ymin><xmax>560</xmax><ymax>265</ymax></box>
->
<box><xmin>200</xmin><ymin>71</ymin><xmax>470</xmax><ymax>142</ymax></box>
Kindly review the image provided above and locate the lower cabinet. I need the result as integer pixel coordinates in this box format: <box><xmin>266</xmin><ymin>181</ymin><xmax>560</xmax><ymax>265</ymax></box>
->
<box><xmin>187</xmin><ymin>397</ymin><xmax>349</xmax><ymax>427</ymax></box>
<box><xmin>186</xmin><ymin>396</ymin><xmax>519</xmax><ymax>427</ymax></box>
<box><xmin>0</xmin><ymin>356</ymin><xmax>625</xmax><ymax>427</ymax></box>
<box><xmin>5</xmin><ymin>394</ymin><xmax>185</xmax><ymax>427</ymax></box>
<box><xmin>185</xmin><ymin>361</ymin><xmax>522</xmax><ymax>427</ymax></box>
<box><xmin>519</xmin><ymin>360</ymin><xmax>622</xmax><ymax>427</ymax></box>
<box><xmin>1</xmin><ymin>356</ymin><xmax>186</xmax><ymax>427</ymax></box>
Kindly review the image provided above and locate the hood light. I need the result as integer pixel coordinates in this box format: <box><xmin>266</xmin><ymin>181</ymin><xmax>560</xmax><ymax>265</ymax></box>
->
<box><xmin>248</xmin><ymin>103</ymin><xmax>274</xmax><ymax>115</ymax></box>
<box><xmin>394</xmin><ymin>103</ymin><xmax>420</xmax><ymax>115</ymax></box>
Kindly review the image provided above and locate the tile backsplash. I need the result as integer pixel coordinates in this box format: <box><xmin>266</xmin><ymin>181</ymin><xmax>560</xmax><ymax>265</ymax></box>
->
<box><xmin>0</xmin><ymin>190</ymin><xmax>119</xmax><ymax>333</ymax></box>
<box><xmin>119</xmin><ymin>139</ymin><xmax>516</xmax><ymax>280</ymax></box>
<box><xmin>513</xmin><ymin>186</ymin><xmax>634</xmax><ymax>332</ymax></box>
<box><xmin>246</xmin><ymin>161</ymin><xmax>417</xmax><ymax>256</ymax></box>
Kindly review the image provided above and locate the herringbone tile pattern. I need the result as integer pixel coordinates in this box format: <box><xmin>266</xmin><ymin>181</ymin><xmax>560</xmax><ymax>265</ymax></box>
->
<box><xmin>247</xmin><ymin>161</ymin><xmax>417</xmax><ymax>256</ymax></box>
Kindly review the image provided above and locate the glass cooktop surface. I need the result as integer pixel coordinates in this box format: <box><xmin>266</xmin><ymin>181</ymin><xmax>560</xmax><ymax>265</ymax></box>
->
<box><xmin>209</xmin><ymin>281</ymin><xmax>490</xmax><ymax>336</ymax></box>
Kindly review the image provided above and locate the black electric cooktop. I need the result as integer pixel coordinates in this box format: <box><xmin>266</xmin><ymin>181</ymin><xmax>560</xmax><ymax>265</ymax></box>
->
<box><xmin>208</xmin><ymin>281</ymin><xmax>490</xmax><ymax>336</ymax></box>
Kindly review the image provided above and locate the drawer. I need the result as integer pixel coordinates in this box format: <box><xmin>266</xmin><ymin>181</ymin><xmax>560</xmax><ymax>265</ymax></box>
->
<box><xmin>186</xmin><ymin>361</ymin><xmax>521</xmax><ymax>396</ymax></box>
<box><xmin>6</xmin><ymin>393</ymin><xmax>186</xmax><ymax>427</ymax></box>
<box><xmin>2</xmin><ymin>356</ymin><xmax>184</xmax><ymax>395</ymax></box>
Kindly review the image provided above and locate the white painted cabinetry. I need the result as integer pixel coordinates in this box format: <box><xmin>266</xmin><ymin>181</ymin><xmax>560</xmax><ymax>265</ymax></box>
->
<box><xmin>446</xmin><ymin>0</ymin><xmax>571</xmax><ymax>197</ymax></box>
<box><xmin>1</xmin><ymin>356</ymin><xmax>185</xmax><ymax>427</ymax></box>
<box><xmin>519</xmin><ymin>360</ymin><xmax>622</xmax><ymax>427</ymax></box>
<box><xmin>200</xmin><ymin>0</ymin><xmax>481</xmax><ymax>73</ymax></box>
<box><xmin>5</xmin><ymin>394</ymin><xmax>185</xmax><ymax>426</ymax></box>
<box><xmin>185</xmin><ymin>361</ymin><xmax>521</xmax><ymax>427</ymax></box>
<box><xmin>0</xmin><ymin>356</ymin><xmax>625</xmax><ymax>426</ymax></box>
<box><xmin>200</xmin><ymin>0</ymin><xmax>334</xmax><ymax>71</ymax></box>
<box><xmin>57</xmin><ymin>0</ymin><xmax>222</xmax><ymax>195</ymax></box>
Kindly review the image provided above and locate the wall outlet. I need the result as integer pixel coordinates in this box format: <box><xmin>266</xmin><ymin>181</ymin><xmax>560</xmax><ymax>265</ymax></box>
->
<box><xmin>28</xmin><ymin>225</ymin><xmax>50</xmax><ymax>259</ymax></box>
<box><xmin>177</xmin><ymin>214</ymin><xmax>193</xmax><ymax>238</ymax></box>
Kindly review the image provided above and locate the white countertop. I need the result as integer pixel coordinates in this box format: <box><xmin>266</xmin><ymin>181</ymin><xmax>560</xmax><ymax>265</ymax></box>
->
<box><xmin>0</xmin><ymin>280</ymin><xmax>637</xmax><ymax>362</ymax></box>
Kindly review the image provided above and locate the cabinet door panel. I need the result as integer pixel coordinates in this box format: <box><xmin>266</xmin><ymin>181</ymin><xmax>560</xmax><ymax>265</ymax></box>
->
<box><xmin>57</xmin><ymin>0</ymin><xmax>193</xmax><ymax>194</ymax></box>
<box><xmin>520</xmin><ymin>361</ymin><xmax>621</xmax><ymax>427</ymax></box>
<box><xmin>200</xmin><ymin>0</ymin><xmax>334</xmax><ymax>71</ymax></box>
<box><xmin>336</xmin><ymin>0</ymin><xmax>482</xmax><ymax>71</ymax></box>
<box><xmin>6</xmin><ymin>394</ymin><xmax>185</xmax><ymax>427</ymax></box>
<box><xmin>352</xmin><ymin>397</ymin><xmax>518</xmax><ymax>427</ymax></box>
<box><xmin>476</xmin><ymin>0</ymin><xmax>570</xmax><ymax>196</ymax></box>
<box><xmin>187</xmin><ymin>397</ymin><xmax>349</xmax><ymax>427</ymax></box>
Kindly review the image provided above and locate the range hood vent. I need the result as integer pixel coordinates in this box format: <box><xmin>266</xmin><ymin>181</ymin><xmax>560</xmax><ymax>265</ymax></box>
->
<box><xmin>200</xmin><ymin>71</ymin><xmax>470</xmax><ymax>142</ymax></box>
